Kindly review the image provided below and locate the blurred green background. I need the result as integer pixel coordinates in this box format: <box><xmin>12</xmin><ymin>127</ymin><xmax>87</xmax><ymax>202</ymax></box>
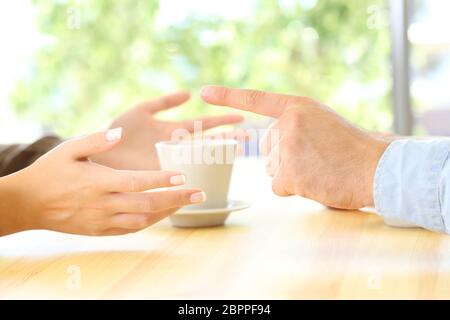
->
<box><xmin>10</xmin><ymin>0</ymin><xmax>391</xmax><ymax>137</ymax></box>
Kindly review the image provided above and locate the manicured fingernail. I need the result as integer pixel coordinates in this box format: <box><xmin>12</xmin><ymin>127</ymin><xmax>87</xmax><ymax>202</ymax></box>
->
<box><xmin>200</xmin><ymin>86</ymin><xmax>214</xmax><ymax>99</ymax></box>
<box><xmin>106</xmin><ymin>127</ymin><xmax>122</xmax><ymax>141</ymax></box>
<box><xmin>170</xmin><ymin>175</ymin><xmax>186</xmax><ymax>185</ymax></box>
<box><xmin>190</xmin><ymin>191</ymin><xmax>207</xmax><ymax>203</ymax></box>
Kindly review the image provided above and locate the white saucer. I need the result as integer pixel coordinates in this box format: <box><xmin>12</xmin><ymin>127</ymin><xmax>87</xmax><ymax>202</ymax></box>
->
<box><xmin>169</xmin><ymin>200</ymin><xmax>251</xmax><ymax>228</ymax></box>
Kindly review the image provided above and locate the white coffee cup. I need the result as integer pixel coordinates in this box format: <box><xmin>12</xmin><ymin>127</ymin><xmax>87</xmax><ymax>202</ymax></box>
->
<box><xmin>155</xmin><ymin>139</ymin><xmax>238</xmax><ymax>210</ymax></box>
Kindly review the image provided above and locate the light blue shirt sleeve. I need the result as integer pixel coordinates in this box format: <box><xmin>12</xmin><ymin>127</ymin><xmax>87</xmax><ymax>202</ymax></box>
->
<box><xmin>374</xmin><ymin>139</ymin><xmax>450</xmax><ymax>234</ymax></box>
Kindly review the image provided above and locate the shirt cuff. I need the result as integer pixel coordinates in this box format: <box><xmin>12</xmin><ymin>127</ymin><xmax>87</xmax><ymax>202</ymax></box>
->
<box><xmin>374</xmin><ymin>139</ymin><xmax>450</xmax><ymax>233</ymax></box>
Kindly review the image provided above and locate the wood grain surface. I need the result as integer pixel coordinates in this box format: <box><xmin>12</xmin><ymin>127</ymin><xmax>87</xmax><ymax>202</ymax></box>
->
<box><xmin>1</xmin><ymin>158</ymin><xmax>449</xmax><ymax>299</ymax></box>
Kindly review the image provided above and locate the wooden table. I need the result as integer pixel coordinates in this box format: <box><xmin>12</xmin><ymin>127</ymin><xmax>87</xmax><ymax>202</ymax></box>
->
<box><xmin>1</xmin><ymin>158</ymin><xmax>450</xmax><ymax>299</ymax></box>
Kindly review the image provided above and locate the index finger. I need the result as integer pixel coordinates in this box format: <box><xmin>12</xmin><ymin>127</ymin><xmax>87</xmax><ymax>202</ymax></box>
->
<box><xmin>200</xmin><ymin>86</ymin><xmax>304</xmax><ymax>118</ymax></box>
<box><xmin>97</xmin><ymin>169</ymin><xmax>187</xmax><ymax>193</ymax></box>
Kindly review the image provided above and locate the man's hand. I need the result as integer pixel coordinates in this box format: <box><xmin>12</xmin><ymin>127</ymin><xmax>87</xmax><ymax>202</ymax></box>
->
<box><xmin>201</xmin><ymin>86</ymin><xmax>389</xmax><ymax>209</ymax></box>
<box><xmin>92</xmin><ymin>92</ymin><xmax>244</xmax><ymax>170</ymax></box>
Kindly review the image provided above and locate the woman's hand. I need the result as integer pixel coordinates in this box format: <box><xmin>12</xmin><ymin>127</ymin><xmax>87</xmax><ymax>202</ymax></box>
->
<box><xmin>91</xmin><ymin>92</ymin><xmax>244</xmax><ymax>170</ymax></box>
<box><xmin>0</xmin><ymin>128</ymin><xmax>205</xmax><ymax>236</ymax></box>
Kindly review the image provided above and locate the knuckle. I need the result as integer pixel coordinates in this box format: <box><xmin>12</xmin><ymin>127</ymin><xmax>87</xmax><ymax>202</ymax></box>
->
<box><xmin>259</xmin><ymin>141</ymin><xmax>268</xmax><ymax>156</ymax></box>
<box><xmin>269</xmin><ymin>144</ymin><xmax>282</xmax><ymax>160</ymax></box>
<box><xmin>126</xmin><ymin>176</ymin><xmax>142</xmax><ymax>192</ymax></box>
<box><xmin>143</xmin><ymin>215</ymin><xmax>154</xmax><ymax>227</ymax></box>
<box><xmin>293</xmin><ymin>186</ymin><xmax>306</xmax><ymax>198</ymax></box>
<box><xmin>279</xmin><ymin>137</ymin><xmax>295</xmax><ymax>153</ymax></box>
<box><xmin>268</xmin><ymin>126</ymin><xmax>281</xmax><ymax>140</ymax></box>
<box><xmin>88</xmin><ymin>173</ymin><xmax>104</xmax><ymax>191</ymax></box>
<box><xmin>89</xmin><ymin>199</ymin><xmax>107</xmax><ymax>211</ymax></box>
<box><xmin>244</xmin><ymin>90</ymin><xmax>264</xmax><ymax>107</ymax></box>
<box><xmin>301</xmin><ymin>97</ymin><xmax>317</xmax><ymax>107</ymax></box>
<box><xmin>156</xmin><ymin>172</ymin><xmax>170</xmax><ymax>186</ymax></box>
<box><xmin>265</xmin><ymin>161</ymin><xmax>274</xmax><ymax>177</ymax></box>
<box><xmin>161</xmin><ymin>96</ymin><xmax>171</xmax><ymax>109</ymax></box>
<box><xmin>271</xmin><ymin>179</ymin><xmax>284</xmax><ymax>196</ymax></box>
<box><xmin>271</xmin><ymin>167</ymin><xmax>293</xmax><ymax>197</ymax></box>
<box><xmin>279</xmin><ymin>96</ymin><xmax>299</xmax><ymax>109</ymax></box>
<box><xmin>283</xmin><ymin>111</ymin><xmax>304</xmax><ymax>128</ymax></box>
<box><xmin>167</xmin><ymin>191</ymin><xmax>187</xmax><ymax>208</ymax></box>
<box><xmin>93</xmin><ymin>179</ymin><xmax>106</xmax><ymax>192</ymax></box>
<box><xmin>217</xmin><ymin>87</ymin><xmax>229</xmax><ymax>101</ymax></box>
<box><xmin>134</xmin><ymin>216</ymin><xmax>150</xmax><ymax>229</ymax></box>
<box><xmin>75</xmin><ymin>176</ymin><xmax>98</xmax><ymax>194</ymax></box>
<box><xmin>142</xmin><ymin>195</ymin><xmax>157</xmax><ymax>212</ymax></box>
<box><xmin>88</xmin><ymin>225</ymin><xmax>104</xmax><ymax>236</ymax></box>
<box><xmin>266</xmin><ymin>158</ymin><xmax>279</xmax><ymax>177</ymax></box>
<box><xmin>140</xmin><ymin>219</ymin><xmax>151</xmax><ymax>229</ymax></box>
<box><xmin>178</xmin><ymin>191</ymin><xmax>190</xmax><ymax>204</ymax></box>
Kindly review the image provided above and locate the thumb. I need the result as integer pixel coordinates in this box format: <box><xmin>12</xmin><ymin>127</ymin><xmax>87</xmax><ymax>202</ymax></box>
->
<box><xmin>58</xmin><ymin>127</ymin><xmax>123</xmax><ymax>159</ymax></box>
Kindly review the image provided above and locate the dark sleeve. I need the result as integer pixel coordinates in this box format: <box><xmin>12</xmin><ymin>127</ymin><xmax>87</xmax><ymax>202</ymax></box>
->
<box><xmin>0</xmin><ymin>136</ymin><xmax>62</xmax><ymax>177</ymax></box>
